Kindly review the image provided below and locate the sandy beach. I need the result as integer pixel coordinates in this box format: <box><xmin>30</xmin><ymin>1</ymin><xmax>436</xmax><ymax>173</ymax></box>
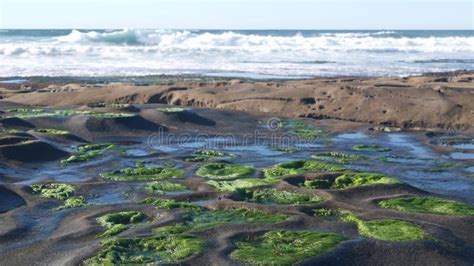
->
<box><xmin>0</xmin><ymin>71</ymin><xmax>473</xmax><ymax>265</ymax></box>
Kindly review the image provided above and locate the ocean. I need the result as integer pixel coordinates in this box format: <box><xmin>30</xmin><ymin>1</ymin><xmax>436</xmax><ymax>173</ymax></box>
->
<box><xmin>0</xmin><ymin>29</ymin><xmax>473</xmax><ymax>79</ymax></box>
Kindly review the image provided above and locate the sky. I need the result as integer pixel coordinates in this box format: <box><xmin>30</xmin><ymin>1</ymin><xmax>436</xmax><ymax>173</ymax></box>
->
<box><xmin>0</xmin><ymin>0</ymin><xmax>472</xmax><ymax>29</ymax></box>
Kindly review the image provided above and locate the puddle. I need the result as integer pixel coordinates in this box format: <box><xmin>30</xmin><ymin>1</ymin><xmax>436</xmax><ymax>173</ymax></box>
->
<box><xmin>466</xmin><ymin>166</ymin><xmax>474</xmax><ymax>173</ymax></box>
<box><xmin>450</xmin><ymin>152</ymin><xmax>474</xmax><ymax>160</ymax></box>
<box><xmin>336</xmin><ymin>132</ymin><xmax>367</xmax><ymax>140</ymax></box>
<box><xmin>88</xmin><ymin>192</ymin><xmax>129</xmax><ymax>205</ymax></box>
<box><xmin>452</xmin><ymin>143</ymin><xmax>474</xmax><ymax>150</ymax></box>
<box><xmin>126</xmin><ymin>148</ymin><xmax>151</xmax><ymax>157</ymax></box>
<box><xmin>387</xmin><ymin>134</ymin><xmax>432</xmax><ymax>158</ymax></box>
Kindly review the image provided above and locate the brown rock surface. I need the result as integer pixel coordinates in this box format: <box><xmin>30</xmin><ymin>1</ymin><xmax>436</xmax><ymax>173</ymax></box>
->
<box><xmin>2</xmin><ymin>72</ymin><xmax>473</xmax><ymax>132</ymax></box>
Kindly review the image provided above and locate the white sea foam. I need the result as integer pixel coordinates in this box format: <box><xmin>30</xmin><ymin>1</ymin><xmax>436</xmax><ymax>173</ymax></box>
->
<box><xmin>1</xmin><ymin>29</ymin><xmax>473</xmax><ymax>78</ymax></box>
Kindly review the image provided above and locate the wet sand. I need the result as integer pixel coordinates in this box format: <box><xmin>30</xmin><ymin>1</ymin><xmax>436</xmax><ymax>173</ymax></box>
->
<box><xmin>0</xmin><ymin>74</ymin><xmax>473</xmax><ymax>265</ymax></box>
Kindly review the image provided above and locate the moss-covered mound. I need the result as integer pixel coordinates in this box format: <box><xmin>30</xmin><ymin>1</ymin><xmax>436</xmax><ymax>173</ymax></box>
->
<box><xmin>304</xmin><ymin>173</ymin><xmax>400</xmax><ymax>190</ymax></box>
<box><xmin>352</xmin><ymin>144</ymin><xmax>391</xmax><ymax>152</ymax></box>
<box><xmin>207</xmin><ymin>178</ymin><xmax>278</xmax><ymax>192</ymax></box>
<box><xmin>264</xmin><ymin>160</ymin><xmax>347</xmax><ymax>179</ymax></box>
<box><xmin>76</xmin><ymin>143</ymin><xmax>117</xmax><ymax>152</ymax></box>
<box><xmin>138</xmin><ymin>198</ymin><xmax>203</xmax><ymax>211</ymax></box>
<box><xmin>236</xmin><ymin>188</ymin><xmax>323</xmax><ymax>205</ymax></box>
<box><xmin>55</xmin><ymin>196</ymin><xmax>90</xmax><ymax>211</ymax></box>
<box><xmin>84</xmin><ymin>233</ymin><xmax>204</xmax><ymax>264</ymax></box>
<box><xmin>379</xmin><ymin>196</ymin><xmax>474</xmax><ymax>216</ymax></box>
<box><xmin>155</xmin><ymin>209</ymin><xmax>289</xmax><ymax>233</ymax></box>
<box><xmin>289</xmin><ymin>128</ymin><xmax>330</xmax><ymax>139</ymax></box>
<box><xmin>145</xmin><ymin>181</ymin><xmax>188</xmax><ymax>195</ymax></box>
<box><xmin>193</xmin><ymin>149</ymin><xmax>225</xmax><ymax>157</ymax></box>
<box><xmin>185</xmin><ymin>156</ymin><xmax>217</xmax><ymax>162</ymax></box>
<box><xmin>97</xmin><ymin>211</ymin><xmax>147</xmax><ymax>237</ymax></box>
<box><xmin>30</xmin><ymin>183</ymin><xmax>75</xmax><ymax>200</ymax></box>
<box><xmin>196</xmin><ymin>163</ymin><xmax>256</xmax><ymax>180</ymax></box>
<box><xmin>101</xmin><ymin>166</ymin><xmax>184</xmax><ymax>181</ymax></box>
<box><xmin>231</xmin><ymin>231</ymin><xmax>347</xmax><ymax>265</ymax></box>
<box><xmin>30</xmin><ymin>183</ymin><xmax>90</xmax><ymax>210</ymax></box>
<box><xmin>343</xmin><ymin>214</ymin><xmax>428</xmax><ymax>241</ymax></box>
<box><xmin>35</xmin><ymin>128</ymin><xmax>70</xmax><ymax>135</ymax></box>
<box><xmin>311</xmin><ymin>152</ymin><xmax>368</xmax><ymax>164</ymax></box>
<box><xmin>87</xmin><ymin>102</ymin><xmax>130</xmax><ymax>109</ymax></box>
<box><xmin>61</xmin><ymin>151</ymin><xmax>103</xmax><ymax>165</ymax></box>
<box><xmin>332</xmin><ymin>173</ymin><xmax>400</xmax><ymax>189</ymax></box>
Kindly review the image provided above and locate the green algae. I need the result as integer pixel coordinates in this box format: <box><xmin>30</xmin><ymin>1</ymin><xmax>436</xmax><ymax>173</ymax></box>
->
<box><xmin>237</xmin><ymin>188</ymin><xmax>323</xmax><ymax>205</ymax></box>
<box><xmin>193</xmin><ymin>149</ymin><xmax>225</xmax><ymax>157</ymax></box>
<box><xmin>311</xmin><ymin>152</ymin><xmax>368</xmax><ymax>164</ymax></box>
<box><xmin>304</xmin><ymin>179</ymin><xmax>333</xmax><ymax>189</ymax></box>
<box><xmin>8</xmin><ymin>108</ymin><xmax>44</xmax><ymax>113</ymax></box>
<box><xmin>75</xmin><ymin>143</ymin><xmax>117</xmax><ymax>152</ymax></box>
<box><xmin>332</xmin><ymin>173</ymin><xmax>400</xmax><ymax>189</ymax></box>
<box><xmin>138</xmin><ymin>198</ymin><xmax>203</xmax><ymax>211</ymax></box>
<box><xmin>264</xmin><ymin>160</ymin><xmax>347</xmax><ymax>179</ymax></box>
<box><xmin>97</xmin><ymin>211</ymin><xmax>147</xmax><ymax>237</ymax></box>
<box><xmin>304</xmin><ymin>173</ymin><xmax>400</xmax><ymax>190</ymax></box>
<box><xmin>196</xmin><ymin>163</ymin><xmax>256</xmax><ymax>180</ymax></box>
<box><xmin>0</xmin><ymin>128</ymin><xmax>20</xmax><ymax>134</ymax></box>
<box><xmin>231</xmin><ymin>230</ymin><xmax>348</xmax><ymax>265</ymax></box>
<box><xmin>163</xmin><ymin>161</ymin><xmax>177</xmax><ymax>168</ymax></box>
<box><xmin>90</xmin><ymin>112</ymin><xmax>135</xmax><ymax>119</ymax></box>
<box><xmin>145</xmin><ymin>181</ymin><xmax>188</xmax><ymax>195</ymax></box>
<box><xmin>185</xmin><ymin>156</ymin><xmax>216</xmax><ymax>162</ymax></box>
<box><xmin>61</xmin><ymin>151</ymin><xmax>103</xmax><ymax>165</ymax></box>
<box><xmin>84</xmin><ymin>233</ymin><xmax>204</xmax><ymax>264</ymax></box>
<box><xmin>154</xmin><ymin>209</ymin><xmax>289</xmax><ymax>233</ymax></box>
<box><xmin>35</xmin><ymin>128</ymin><xmax>70</xmax><ymax>135</ymax></box>
<box><xmin>207</xmin><ymin>178</ymin><xmax>278</xmax><ymax>192</ymax></box>
<box><xmin>8</xmin><ymin>108</ymin><xmax>133</xmax><ymax>119</ymax></box>
<box><xmin>342</xmin><ymin>213</ymin><xmax>428</xmax><ymax>241</ymax></box>
<box><xmin>352</xmin><ymin>144</ymin><xmax>391</xmax><ymax>152</ymax></box>
<box><xmin>54</xmin><ymin>196</ymin><xmax>90</xmax><ymax>211</ymax></box>
<box><xmin>87</xmin><ymin>102</ymin><xmax>130</xmax><ymax>109</ymax></box>
<box><xmin>379</xmin><ymin>196</ymin><xmax>474</xmax><ymax>216</ymax></box>
<box><xmin>270</xmin><ymin>146</ymin><xmax>298</xmax><ymax>154</ymax></box>
<box><xmin>289</xmin><ymin>128</ymin><xmax>330</xmax><ymax>140</ymax></box>
<box><xmin>101</xmin><ymin>166</ymin><xmax>184</xmax><ymax>181</ymax></box>
<box><xmin>428</xmin><ymin>162</ymin><xmax>460</xmax><ymax>172</ymax></box>
<box><xmin>30</xmin><ymin>183</ymin><xmax>75</xmax><ymax>200</ymax></box>
<box><xmin>313</xmin><ymin>208</ymin><xmax>341</xmax><ymax>217</ymax></box>
<box><xmin>158</xmin><ymin>107</ymin><xmax>185</xmax><ymax>113</ymax></box>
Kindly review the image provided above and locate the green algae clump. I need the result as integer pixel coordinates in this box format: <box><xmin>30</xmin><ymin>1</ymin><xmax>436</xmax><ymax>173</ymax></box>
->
<box><xmin>311</xmin><ymin>152</ymin><xmax>368</xmax><ymax>164</ymax></box>
<box><xmin>332</xmin><ymin>173</ymin><xmax>400</xmax><ymax>189</ymax></box>
<box><xmin>61</xmin><ymin>151</ymin><xmax>103</xmax><ymax>165</ymax></box>
<box><xmin>145</xmin><ymin>181</ymin><xmax>188</xmax><ymax>195</ymax></box>
<box><xmin>54</xmin><ymin>196</ymin><xmax>90</xmax><ymax>211</ymax></box>
<box><xmin>196</xmin><ymin>163</ymin><xmax>256</xmax><ymax>180</ymax></box>
<box><xmin>84</xmin><ymin>233</ymin><xmax>204</xmax><ymax>265</ymax></box>
<box><xmin>193</xmin><ymin>149</ymin><xmax>225</xmax><ymax>157</ymax></box>
<box><xmin>35</xmin><ymin>128</ymin><xmax>70</xmax><ymax>135</ymax></box>
<box><xmin>76</xmin><ymin>143</ymin><xmax>117</xmax><ymax>152</ymax></box>
<box><xmin>154</xmin><ymin>209</ymin><xmax>289</xmax><ymax>233</ymax></box>
<box><xmin>101</xmin><ymin>166</ymin><xmax>184</xmax><ymax>181</ymax></box>
<box><xmin>343</xmin><ymin>214</ymin><xmax>427</xmax><ymax>241</ymax></box>
<box><xmin>138</xmin><ymin>198</ymin><xmax>203</xmax><ymax>211</ymax></box>
<box><xmin>97</xmin><ymin>211</ymin><xmax>147</xmax><ymax>237</ymax></box>
<box><xmin>207</xmin><ymin>178</ymin><xmax>277</xmax><ymax>192</ymax></box>
<box><xmin>231</xmin><ymin>231</ymin><xmax>347</xmax><ymax>265</ymax></box>
<box><xmin>264</xmin><ymin>160</ymin><xmax>347</xmax><ymax>179</ymax></box>
<box><xmin>238</xmin><ymin>188</ymin><xmax>322</xmax><ymax>205</ymax></box>
<box><xmin>352</xmin><ymin>144</ymin><xmax>391</xmax><ymax>152</ymax></box>
<box><xmin>157</xmin><ymin>107</ymin><xmax>185</xmax><ymax>113</ymax></box>
<box><xmin>289</xmin><ymin>128</ymin><xmax>330</xmax><ymax>139</ymax></box>
<box><xmin>379</xmin><ymin>196</ymin><xmax>474</xmax><ymax>216</ymax></box>
<box><xmin>30</xmin><ymin>183</ymin><xmax>75</xmax><ymax>200</ymax></box>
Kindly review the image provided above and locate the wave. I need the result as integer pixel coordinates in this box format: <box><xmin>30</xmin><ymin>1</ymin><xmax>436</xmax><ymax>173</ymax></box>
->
<box><xmin>48</xmin><ymin>29</ymin><xmax>474</xmax><ymax>53</ymax></box>
<box><xmin>412</xmin><ymin>59</ymin><xmax>474</xmax><ymax>64</ymax></box>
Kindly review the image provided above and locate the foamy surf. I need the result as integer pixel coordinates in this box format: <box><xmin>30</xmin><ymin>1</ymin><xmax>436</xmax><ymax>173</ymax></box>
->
<box><xmin>1</xmin><ymin>29</ymin><xmax>473</xmax><ymax>78</ymax></box>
